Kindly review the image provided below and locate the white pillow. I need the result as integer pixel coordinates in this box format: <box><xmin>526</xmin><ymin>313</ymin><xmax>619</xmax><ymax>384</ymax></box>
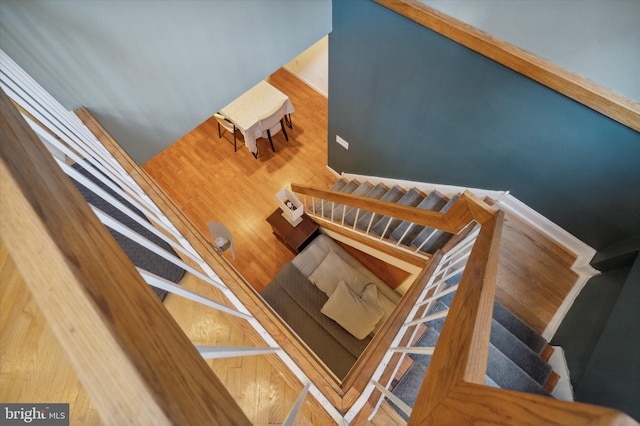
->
<box><xmin>321</xmin><ymin>281</ymin><xmax>384</xmax><ymax>340</ymax></box>
<box><xmin>361</xmin><ymin>283</ymin><xmax>397</xmax><ymax>333</ymax></box>
<box><xmin>308</xmin><ymin>250</ymin><xmax>370</xmax><ymax>296</ymax></box>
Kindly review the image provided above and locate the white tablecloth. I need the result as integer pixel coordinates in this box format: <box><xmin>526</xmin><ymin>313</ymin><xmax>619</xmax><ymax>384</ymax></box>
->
<box><xmin>219</xmin><ymin>81</ymin><xmax>294</xmax><ymax>154</ymax></box>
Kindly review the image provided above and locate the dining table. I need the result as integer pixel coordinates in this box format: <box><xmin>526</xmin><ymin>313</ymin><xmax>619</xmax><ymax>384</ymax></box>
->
<box><xmin>219</xmin><ymin>80</ymin><xmax>294</xmax><ymax>155</ymax></box>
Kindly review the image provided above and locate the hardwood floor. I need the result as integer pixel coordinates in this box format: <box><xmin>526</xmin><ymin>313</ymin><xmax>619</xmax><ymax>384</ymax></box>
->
<box><xmin>143</xmin><ymin>69</ymin><xmax>337</xmax><ymax>292</ymax></box>
<box><xmin>0</xmin><ymin>243</ymin><xmax>102</xmax><ymax>425</ymax></box>
<box><xmin>163</xmin><ymin>273</ymin><xmax>334</xmax><ymax>425</ymax></box>
<box><xmin>0</xmin><ymin>69</ymin><xmax>338</xmax><ymax>425</ymax></box>
<box><xmin>0</xmin><ymin>241</ymin><xmax>333</xmax><ymax>425</ymax></box>
<box><xmin>0</xmin><ymin>68</ymin><xmax>581</xmax><ymax>425</ymax></box>
<box><xmin>496</xmin><ymin>212</ymin><xmax>578</xmax><ymax>334</ymax></box>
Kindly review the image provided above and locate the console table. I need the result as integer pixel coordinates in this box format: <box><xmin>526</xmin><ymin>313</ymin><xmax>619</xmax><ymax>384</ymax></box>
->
<box><xmin>266</xmin><ymin>209</ymin><xmax>319</xmax><ymax>254</ymax></box>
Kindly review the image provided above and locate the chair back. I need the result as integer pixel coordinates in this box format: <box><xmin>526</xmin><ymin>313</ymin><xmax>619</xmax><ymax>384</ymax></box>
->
<box><xmin>258</xmin><ymin>101</ymin><xmax>287</xmax><ymax>133</ymax></box>
<box><xmin>214</xmin><ymin>113</ymin><xmax>235</xmax><ymax>132</ymax></box>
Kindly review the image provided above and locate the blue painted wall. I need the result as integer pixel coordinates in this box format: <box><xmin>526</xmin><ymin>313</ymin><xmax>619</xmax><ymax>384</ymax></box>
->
<box><xmin>574</xmin><ymin>254</ymin><xmax>640</xmax><ymax>420</ymax></box>
<box><xmin>1</xmin><ymin>1</ymin><xmax>331</xmax><ymax>164</ymax></box>
<box><xmin>328</xmin><ymin>0</ymin><xmax>640</xmax><ymax>249</ymax></box>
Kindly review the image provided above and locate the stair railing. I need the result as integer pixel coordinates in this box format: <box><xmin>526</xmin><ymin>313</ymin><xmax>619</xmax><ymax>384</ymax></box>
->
<box><xmin>290</xmin><ymin>182</ymin><xmax>497</xmax><ymax>419</ymax></box>
<box><xmin>291</xmin><ymin>183</ymin><xmax>492</xmax><ymax>269</ymax></box>
<box><xmin>355</xmin><ymin>226</ymin><xmax>481</xmax><ymax>422</ymax></box>
<box><xmin>3</xmin><ymin>46</ymin><xmax>634</xmax><ymax>425</ymax></box>
<box><xmin>1</xmin><ymin>50</ymin><xmax>341</xmax><ymax>424</ymax></box>
<box><xmin>406</xmin><ymin>208</ymin><xmax>637</xmax><ymax>425</ymax></box>
<box><xmin>1</xmin><ymin>88</ymin><xmax>252</xmax><ymax>424</ymax></box>
<box><xmin>292</xmin><ymin>183</ymin><xmax>638</xmax><ymax>425</ymax></box>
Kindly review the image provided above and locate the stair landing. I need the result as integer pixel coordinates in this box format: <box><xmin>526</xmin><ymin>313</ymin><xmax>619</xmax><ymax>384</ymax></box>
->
<box><xmin>496</xmin><ymin>212</ymin><xmax>579</xmax><ymax>335</ymax></box>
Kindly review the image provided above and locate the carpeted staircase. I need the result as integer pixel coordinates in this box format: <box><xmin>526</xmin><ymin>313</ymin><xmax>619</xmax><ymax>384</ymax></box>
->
<box><xmin>310</xmin><ymin>178</ymin><xmax>460</xmax><ymax>255</ymax></box>
<box><xmin>387</xmin><ymin>273</ymin><xmax>558</xmax><ymax>421</ymax></box>
<box><xmin>70</xmin><ymin>163</ymin><xmax>186</xmax><ymax>301</ymax></box>
<box><xmin>310</xmin><ymin>178</ymin><xmax>560</xmax><ymax>421</ymax></box>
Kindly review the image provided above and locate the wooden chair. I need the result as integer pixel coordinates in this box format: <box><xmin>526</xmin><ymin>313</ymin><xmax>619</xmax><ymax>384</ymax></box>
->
<box><xmin>213</xmin><ymin>113</ymin><xmax>239</xmax><ymax>151</ymax></box>
<box><xmin>255</xmin><ymin>102</ymin><xmax>289</xmax><ymax>158</ymax></box>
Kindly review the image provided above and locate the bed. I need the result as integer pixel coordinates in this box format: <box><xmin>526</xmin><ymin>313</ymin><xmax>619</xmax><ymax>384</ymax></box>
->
<box><xmin>261</xmin><ymin>234</ymin><xmax>401</xmax><ymax>380</ymax></box>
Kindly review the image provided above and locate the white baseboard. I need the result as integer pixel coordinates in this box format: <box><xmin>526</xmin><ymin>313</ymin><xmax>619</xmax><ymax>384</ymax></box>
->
<box><xmin>326</xmin><ymin>165</ymin><xmax>341</xmax><ymax>179</ymax></box>
<box><xmin>283</xmin><ymin>65</ymin><xmax>328</xmax><ymax>98</ymax></box>
<box><xmin>549</xmin><ymin>346</ymin><xmax>575</xmax><ymax>401</ymax></box>
<box><xmin>542</xmin><ymin>273</ymin><xmax>591</xmax><ymax>340</ymax></box>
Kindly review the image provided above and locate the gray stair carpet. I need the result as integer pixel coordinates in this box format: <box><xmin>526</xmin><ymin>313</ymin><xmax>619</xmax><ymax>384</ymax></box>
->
<box><xmin>388</xmin><ymin>362</ymin><xmax>428</xmax><ymax>421</ymax></box>
<box><xmin>486</xmin><ymin>344</ymin><xmax>550</xmax><ymax>396</ymax></box>
<box><xmin>492</xmin><ymin>301</ymin><xmax>548</xmax><ymax>355</ymax></box>
<box><xmin>330</xmin><ymin>178</ymin><xmax>348</xmax><ymax>192</ymax></box>
<box><xmin>388</xmin><ymin>319</ymin><xmax>498</xmax><ymax>421</ymax></box>
<box><xmin>70</xmin><ymin>164</ymin><xmax>185</xmax><ymax>301</ymax></box>
<box><xmin>406</xmin><ymin>325</ymin><xmax>499</xmax><ymax>390</ymax></box>
<box><xmin>355</xmin><ymin>186</ymin><xmax>405</xmax><ymax>232</ymax></box>
<box><xmin>343</xmin><ymin>183</ymin><xmax>389</xmax><ymax>227</ymax></box>
<box><xmin>311</xmin><ymin>178</ymin><xmax>349</xmax><ymax>213</ymax></box>
<box><xmin>318</xmin><ymin>179</ymin><xmax>361</xmax><ymax>218</ymax></box>
<box><xmin>440</xmin><ymin>269</ymin><xmax>548</xmax><ymax>359</ymax></box>
<box><xmin>323</xmin><ymin>181</ymin><xmax>373</xmax><ymax>222</ymax></box>
<box><xmin>388</xmin><ymin>281</ymin><xmax>552</xmax><ymax>419</ymax></box>
<box><xmin>370</xmin><ymin>188</ymin><xmax>425</xmax><ymax>238</ymax></box>
<box><xmin>410</xmin><ymin>195</ymin><xmax>460</xmax><ymax>254</ymax></box>
<box><xmin>490</xmin><ymin>319</ymin><xmax>552</xmax><ymax>385</ymax></box>
<box><xmin>438</xmin><ymin>290</ymin><xmax>553</xmax><ymax>386</ymax></box>
<box><xmin>389</xmin><ymin>191</ymin><xmax>449</xmax><ymax>246</ymax></box>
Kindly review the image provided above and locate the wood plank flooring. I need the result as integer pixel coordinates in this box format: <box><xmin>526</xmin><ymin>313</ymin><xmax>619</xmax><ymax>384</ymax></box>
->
<box><xmin>496</xmin><ymin>213</ymin><xmax>578</xmax><ymax>334</ymax></box>
<box><xmin>0</xmin><ymin>69</ymin><xmax>338</xmax><ymax>425</ymax></box>
<box><xmin>0</xmin><ymin>241</ymin><xmax>332</xmax><ymax>425</ymax></box>
<box><xmin>162</xmin><ymin>273</ymin><xmax>335</xmax><ymax>425</ymax></box>
<box><xmin>143</xmin><ymin>69</ymin><xmax>337</xmax><ymax>293</ymax></box>
<box><xmin>0</xmin><ymin>243</ymin><xmax>102</xmax><ymax>425</ymax></box>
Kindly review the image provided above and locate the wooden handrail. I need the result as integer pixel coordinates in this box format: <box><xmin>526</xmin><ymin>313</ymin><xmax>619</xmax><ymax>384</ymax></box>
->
<box><xmin>6</xmin><ymin>71</ymin><xmax>631</xmax><ymax>425</ymax></box>
<box><xmin>74</xmin><ymin>108</ymin><xmax>346</xmax><ymax>415</ymax></box>
<box><xmin>291</xmin><ymin>184</ymin><xmax>495</xmax><ymax>233</ymax></box>
<box><xmin>70</xmin><ymin>112</ymin><xmax>636</xmax><ymax>424</ymax></box>
<box><xmin>342</xmin><ymin>251</ymin><xmax>445</xmax><ymax>404</ymax></box>
<box><xmin>426</xmin><ymin>382</ymin><xmax>637</xmax><ymax>425</ymax></box>
<box><xmin>408</xmin><ymin>209</ymin><xmax>637</xmax><ymax>424</ymax></box>
<box><xmin>410</xmin><ymin>210</ymin><xmax>504</xmax><ymax>422</ymax></box>
<box><xmin>0</xmin><ymin>90</ymin><xmax>250</xmax><ymax>424</ymax></box>
<box><xmin>375</xmin><ymin>0</ymin><xmax>640</xmax><ymax>132</ymax></box>
<box><xmin>292</xmin><ymin>183</ymin><xmax>450</xmax><ymax>229</ymax></box>
<box><xmin>318</xmin><ymin>220</ymin><xmax>429</xmax><ymax>268</ymax></box>
<box><xmin>76</xmin><ymin>107</ymin><xmax>454</xmax><ymax>417</ymax></box>
<box><xmin>76</xmin><ymin>103</ymin><xmax>453</xmax><ymax>417</ymax></box>
<box><xmin>67</xmin><ymin>108</ymin><xmax>635</xmax><ymax>424</ymax></box>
